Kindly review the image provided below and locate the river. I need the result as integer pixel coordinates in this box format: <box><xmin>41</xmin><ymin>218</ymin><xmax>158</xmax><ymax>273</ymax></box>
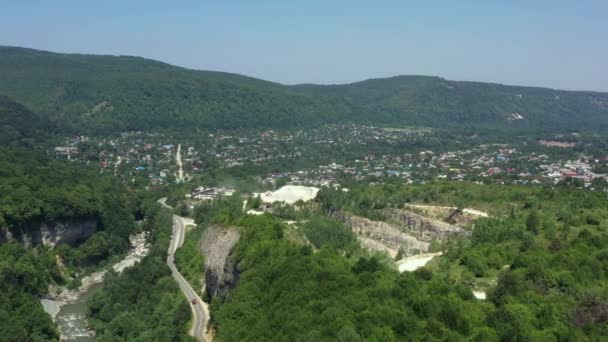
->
<box><xmin>41</xmin><ymin>232</ymin><xmax>149</xmax><ymax>341</ymax></box>
<box><xmin>53</xmin><ymin>282</ymin><xmax>101</xmax><ymax>341</ymax></box>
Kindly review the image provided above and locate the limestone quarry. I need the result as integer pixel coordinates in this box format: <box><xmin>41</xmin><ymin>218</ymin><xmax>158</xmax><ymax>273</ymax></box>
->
<box><xmin>331</xmin><ymin>211</ymin><xmax>429</xmax><ymax>257</ymax></box>
<box><xmin>383</xmin><ymin>208</ymin><xmax>471</xmax><ymax>241</ymax></box>
<box><xmin>254</xmin><ymin>185</ymin><xmax>320</xmax><ymax>204</ymax></box>
<box><xmin>330</xmin><ymin>206</ymin><xmax>477</xmax><ymax>273</ymax></box>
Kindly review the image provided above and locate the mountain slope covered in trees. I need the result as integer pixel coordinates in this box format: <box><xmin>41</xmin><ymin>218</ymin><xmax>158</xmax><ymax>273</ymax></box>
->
<box><xmin>0</xmin><ymin>46</ymin><xmax>351</xmax><ymax>132</ymax></box>
<box><xmin>1</xmin><ymin>46</ymin><xmax>608</xmax><ymax>133</ymax></box>
<box><xmin>0</xmin><ymin>99</ymin><xmax>144</xmax><ymax>340</ymax></box>
<box><xmin>198</xmin><ymin>182</ymin><xmax>608</xmax><ymax>341</ymax></box>
<box><xmin>297</xmin><ymin>76</ymin><xmax>608</xmax><ymax>131</ymax></box>
<box><xmin>0</xmin><ymin>95</ymin><xmax>48</xmax><ymax>145</ymax></box>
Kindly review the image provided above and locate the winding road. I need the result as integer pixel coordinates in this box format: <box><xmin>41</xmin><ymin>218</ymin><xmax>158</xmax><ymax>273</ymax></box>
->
<box><xmin>161</xmin><ymin>198</ymin><xmax>210</xmax><ymax>341</ymax></box>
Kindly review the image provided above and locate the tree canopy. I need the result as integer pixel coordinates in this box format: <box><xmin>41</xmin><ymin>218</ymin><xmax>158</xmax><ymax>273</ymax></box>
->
<box><xmin>1</xmin><ymin>46</ymin><xmax>608</xmax><ymax>134</ymax></box>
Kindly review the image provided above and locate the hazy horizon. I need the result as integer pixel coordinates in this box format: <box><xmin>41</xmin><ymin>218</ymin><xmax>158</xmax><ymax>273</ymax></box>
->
<box><xmin>2</xmin><ymin>1</ymin><xmax>607</xmax><ymax>91</ymax></box>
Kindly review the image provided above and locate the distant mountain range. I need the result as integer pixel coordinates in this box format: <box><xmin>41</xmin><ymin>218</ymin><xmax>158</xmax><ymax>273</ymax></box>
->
<box><xmin>1</xmin><ymin>46</ymin><xmax>607</xmax><ymax>133</ymax></box>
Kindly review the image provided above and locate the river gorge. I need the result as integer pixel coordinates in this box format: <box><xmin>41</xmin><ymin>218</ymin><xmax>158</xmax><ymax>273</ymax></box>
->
<box><xmin>41</xmin><ymin>232</ymin><xmax>150</xmax><ymax>341</ymax></box>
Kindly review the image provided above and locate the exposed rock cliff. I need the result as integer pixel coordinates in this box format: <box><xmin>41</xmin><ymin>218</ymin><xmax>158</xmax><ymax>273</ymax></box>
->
<box><xmin>383</xmin><ymin>209</ymin><xmax>470</xmax><ymax>241</ymax></box>
<box><xmin>200</xmin><ymin>225</ymin><xmax>241</xmax><ymax>301</ymax></box>
<box><xmin>330</xmin><ymin>210</ymin><xmax>429</xmax><ymax>256</ymax></box>
<box><xmin>329</xmin><ymin>207</ymin><xmax>470</xmax><ymax>257</ymax></box>
<box><xmin>1</xmin><ymin>219</ymin><xmax>98</xmax><ymax>248</ymax></box>
<box><xmin>403</xmin><ymin>204</ymin><xmax>488</xmax><ymax>228</ymax></box>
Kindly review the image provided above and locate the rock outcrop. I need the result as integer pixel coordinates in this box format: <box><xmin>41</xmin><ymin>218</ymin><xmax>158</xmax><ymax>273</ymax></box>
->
<box><xmin>330</xmin><ymin>210</ymin><xmax>429</xmax><ymax>255</ymax></box>
<box><xmin>1</xmin><ymin>219</ymin><xmax>99</xmax><ymax>248</ymax></box>
<box><xmin>383</xmin><ymin>209</ymin><xmax>470</xmax><ymax>241</ymax></box>
<box><xmin>403</xmin><ymin>205</ymin><xmax>488</xmax><ymax>228</ymax></box>
<box><xmin>329</xmin><ymin>208</ymin><xmax>470</xmax><ymax>257</ymax></box>
<box><xmin>200</xmin><ymin>225</ymin><xmax>241</xmax><ymax>301</ymax></box>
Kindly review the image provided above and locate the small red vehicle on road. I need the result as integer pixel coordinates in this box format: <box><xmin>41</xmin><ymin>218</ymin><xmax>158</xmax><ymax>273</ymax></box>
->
<box><xmin>191</xmin><ymin>298</ymin><xmax>197</xmax><ymax>304</ymax></box>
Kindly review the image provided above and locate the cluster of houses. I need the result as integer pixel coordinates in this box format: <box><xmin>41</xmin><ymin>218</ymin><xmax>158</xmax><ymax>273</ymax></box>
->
<box><xmin>201</xmin><ymin>124</ymin><xmax>432</xmax><ymax>170</ymax></box>
<box><xmin>258</xmin><ymin>143</ymin><xmax>608</xmax><ymax>189</ymax></box>
<box><xmin>52</xmin><ymin>127</ymin><xmax>608</xmax><ymax>192</ymax></box>
<box><xmin>540</xmin><ymin>159</ymin><xmax>607</xmax><ymax>186</ymax></box>
<box><xmin>52</xmin><ymin>132</ymin><xmax>185</xmax><ymax>184</ymax></box>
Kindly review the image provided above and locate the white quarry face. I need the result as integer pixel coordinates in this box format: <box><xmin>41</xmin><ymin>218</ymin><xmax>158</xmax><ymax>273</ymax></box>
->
<box><xmin>255</xmin><ymin>185</ymin><xmax>320</xmax><ymax>204</ymax></box>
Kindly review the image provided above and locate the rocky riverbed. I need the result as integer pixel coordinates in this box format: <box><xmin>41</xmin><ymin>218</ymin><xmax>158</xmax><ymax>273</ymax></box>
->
<box><xmin>40</xmin><ymin>231</ymin><xmax>150</xmax><ymax>341</ymax></box>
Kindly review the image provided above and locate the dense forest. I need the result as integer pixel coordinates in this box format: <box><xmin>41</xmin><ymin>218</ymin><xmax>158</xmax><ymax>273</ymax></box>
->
<box><xmin>0</xmin><ymin>150</ymin><xmax>142</xmax><ymax>340</ymax></box>
<box><xmin>0</xmin><ymin>95</ymin><xmax>48</xmax><ymax>146</ymax></box>
<box><xmin>0</xmin><ymin>97</ymin><xmax>150</xmax><ymax>340</ymax></box>
<box><xmin>0</xmin><ymin>94</ymin><xmax>142</xmax><ymax>268</ymax></box>
<box><xmin>193</xmin><ymin>195</ymin><xmax>495</xmax><ymax>341</ymax></box>
<box><xmin>1</xmin><ymin>46</ymin><xmax>608</xmax><ymax>134</ymax></box>
<box><xmin>319</xmin><ymin>181</ymin><xmax>608</xmax><ymax>339</ymax></box>
<box><xmin>186</xmin><ymin>181</ymin><xmax>608</xmax><ymax>341</ymax></box>
<box><xmin>0</xmin><ymin>146</ymin><xmax>143</xmax><ymax>340</ymax></box>
<box><xmin>0</xmin><ymin>147</ymin><xmax>138</xmax><ymax>265</ymax></box>
<box><xmin>88</xmin><ymin>201</ymin><xmax>193</xmax><ymax>341</ymax></box>
<box><xmin>0</xmin><ymin>243</ymin><xmax>59</xmax><ymax>341</ymax></box>
<box><xmin>0</xmin><ymin>47</ymin><xmax>350</xmax><ymax>133</ymax></box>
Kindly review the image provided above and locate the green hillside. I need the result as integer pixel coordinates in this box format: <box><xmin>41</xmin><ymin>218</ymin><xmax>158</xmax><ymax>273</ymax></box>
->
<box><xmin>296</xmin><ymin>76</ymin><xmax>608</xmax><ymax>131</ymax></box>
<box><xmin>0</xmin><ymin>97</ymin><xmax>144</xmax><ymax>340</ymax></box>
<box><xmin>0</xmin><ymin>95</ymin><xmax>47</xmax><ymax>145</ymax></box>
<box><xmin>1</xmin><ymin>46</ymin><xmax>607</xmax><ymax>133</ymax></box>
<box><xmin>0</xmin><ymin>47</ymin><xmax>351</xmax><ymax>132</ymax></box>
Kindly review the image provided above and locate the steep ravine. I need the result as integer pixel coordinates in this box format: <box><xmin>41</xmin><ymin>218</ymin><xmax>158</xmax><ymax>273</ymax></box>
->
<box><xmin>41</xmin><ymin>232</ymin><xmax>150</xmax><ymax>341</ymax></box>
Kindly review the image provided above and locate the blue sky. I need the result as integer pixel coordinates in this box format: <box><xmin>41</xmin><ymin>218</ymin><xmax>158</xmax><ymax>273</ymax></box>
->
<box><xmin>1</xmin><ymin>1</ymin><xmax>607</xmax><ymax>91</ymax></box>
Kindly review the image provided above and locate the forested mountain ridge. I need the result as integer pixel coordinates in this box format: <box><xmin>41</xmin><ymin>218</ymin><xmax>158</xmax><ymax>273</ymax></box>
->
<box><xmin>0</xmin><ymin>46</ymin><xmax>352</xmax><ymax>132</ymax></box>
<box><xmin>1</xmin><ymin>46</ymin><xmax>608</xmax><ymax>133</ymax></box>
<box><xmin>0</xmin><ymin>95</ymin><xmax>47</xmax><ymax>145</ymax></box>
<box><xmin>296</xmin><ymin>76</ymin><xmax>608</xmax><ymax>131</ymax></box>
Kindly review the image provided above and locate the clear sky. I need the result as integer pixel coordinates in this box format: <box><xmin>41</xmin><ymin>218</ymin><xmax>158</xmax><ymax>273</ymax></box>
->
<box><xmin>1</xmin><ymin>1</ymin><xmax>607</xmax><ymax>91</ymax></box>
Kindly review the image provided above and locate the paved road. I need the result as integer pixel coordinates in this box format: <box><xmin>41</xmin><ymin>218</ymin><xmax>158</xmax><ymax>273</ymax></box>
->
<box><xmin>162</xmin><ymin>198</ymin><xmax>210</xmax><ymax>341</ymax></box>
